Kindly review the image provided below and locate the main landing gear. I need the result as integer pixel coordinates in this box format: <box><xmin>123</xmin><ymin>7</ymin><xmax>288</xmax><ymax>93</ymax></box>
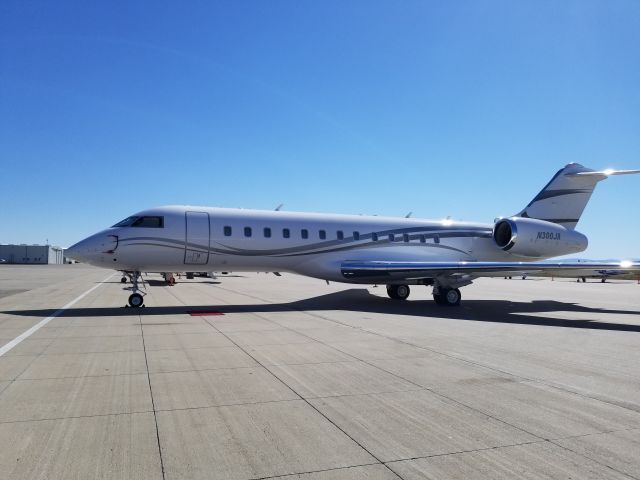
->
<box><xmin>125</xmin><ymin>271</ymin><xmax>146</xmax><ymax>308</ymax></box>
<box><xmin>433</xmin><ymin>287</ymin><xmax>461</xmax><ymax>306</ymax></box>
<box><xmin>385</xmin><ymin>283</ymin><xmax>462</xmax><ymax>306</ymax></box>
<box><xmin>387</xmin><ymin>284</ymin><xmax>410</xmax><ymax>300</ymax></box>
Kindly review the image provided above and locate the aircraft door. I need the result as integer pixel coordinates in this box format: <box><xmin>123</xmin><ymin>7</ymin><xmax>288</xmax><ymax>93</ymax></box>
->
<box><xmin>184</xmin><ymin>211</ymin><xmax>210</xmax><ymax>265</ymax></box>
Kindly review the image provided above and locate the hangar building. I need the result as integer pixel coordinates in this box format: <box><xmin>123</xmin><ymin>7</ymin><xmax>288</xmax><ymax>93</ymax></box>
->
<box><xmin>0</xmin><ymin>244</ymin><xmax>64</xmax><ymax>264</ymax></box>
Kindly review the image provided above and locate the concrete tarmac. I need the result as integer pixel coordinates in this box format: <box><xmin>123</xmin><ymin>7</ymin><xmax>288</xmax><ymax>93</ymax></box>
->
<box><xmin>0</xmin><ymin>265</ymin><xmax>639</xmax><ymax>479</ymax></box>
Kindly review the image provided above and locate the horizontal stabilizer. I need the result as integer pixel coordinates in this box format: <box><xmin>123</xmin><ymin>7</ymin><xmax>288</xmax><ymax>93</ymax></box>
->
<box><xmin>567</xmin><ymin>169</ymin><xmax>640</xmax><ymax>178</ymax></box>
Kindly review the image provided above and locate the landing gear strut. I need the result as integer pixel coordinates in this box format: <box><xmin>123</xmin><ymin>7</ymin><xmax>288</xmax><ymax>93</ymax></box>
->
<box><xmin>433</xmin><ymin>287</ymin><xmax>461</xmax><ymax>306</ymax></box>
<box><xmin>120</xmin><ymin>271</ymin><xmax>133</xmax><ymax>284</ymax></box>
<box><xmin>387</xmin><ymin>284</ymin><xmax>410</xmax><ymax>300</ymax></box>
<box><xmin>126</xmin><ymin>271</ymin><xmax>146</xmax><ymax>308</ymax></box>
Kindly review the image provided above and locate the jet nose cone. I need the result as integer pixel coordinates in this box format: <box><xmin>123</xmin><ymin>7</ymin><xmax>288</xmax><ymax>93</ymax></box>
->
<box><xmin>65</xmin><ymin>239</ymin><xmax>91</xmax><ymax>263</ymax></box>
<box><xmin>66</xmin><ymin>232</ymin><xmax>111</xmax><ymax>265</ymax></box>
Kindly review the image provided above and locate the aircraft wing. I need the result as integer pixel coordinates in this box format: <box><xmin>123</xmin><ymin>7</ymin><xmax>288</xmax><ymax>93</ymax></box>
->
<box><xmin>341</xmin><ymin>260</ymin><xmax>640</xmax><ymax>282</ymax></box>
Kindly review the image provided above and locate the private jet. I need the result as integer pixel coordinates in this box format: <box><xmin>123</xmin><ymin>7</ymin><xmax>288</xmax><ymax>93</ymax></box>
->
<box><xmin>67</xmin><ymin>163</ymin><xmax>640</xmax><ymax>307</ymax></box>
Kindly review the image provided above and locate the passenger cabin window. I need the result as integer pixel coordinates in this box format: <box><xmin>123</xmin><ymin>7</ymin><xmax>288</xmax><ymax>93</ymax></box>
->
<box><xmin>434</xmin><ymin>234</ymin><xmax>440</xmax><ymax>244</ymax></box>
<box><xmin>372</xmin><ymin>233</ymin><xmax>378</xmax><ymax>241</ymax></box>
<box><xmin>319</xmin><ymin>230</ymin><xmax>326</xmax><ymax>240</ymax></box>
<box><xmin>130</xmin><ymin>216</ymin><xmax>164</xmax><ymax>228</ymax></box>
<box><xmin>301</xmin><ymin>229</ymin><xmax>309</xmax><ymax>239</ymax></box>
<box><xmin>283</xmin><ymin>228</ymin><xmax>290</xmax><ymax>238</ymax></box>
<box><xmin>224</xmin><ymin>226</ymin><xmax>232</xmax><ymax>236</ymax></box>
<box><xmin>264</xmin><ymin>227</ymin><xmax>271</xmax><ymax>238</ymax></box>
<box><xmin>353</xmin><ymin>232</ymin><xmax>360</xmax><ymax>240</ymax></box>
<box><xmin>244</xmin><ymin>227</ymin><xmax>252</xmax><ymax>237</ymax></box>
<box><xmin>403</xmin><ymin>233</ymin><xmax>410</xmax><ymax>242</ymax></box>
<box><xmin>337</xmin><ymin>230</ymin><xmax>344</xmax><ymax>240</ymax></box>
<box><xmin>388</xmin><ymin>234</ymin><xmax>395</xmax><ymax>242</ymax></box>
<box><xmin>419</xmin><ymin>234</ymin><xmax>426</xmax><ymax>243</ymax></box>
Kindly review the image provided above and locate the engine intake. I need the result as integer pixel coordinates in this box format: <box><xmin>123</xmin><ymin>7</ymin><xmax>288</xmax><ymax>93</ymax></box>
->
<box><xmin>493</xmin><ymin>217</ymin><xmax>587</xmax><ymax>258</ymax></box>
<box><xmin>494</xmin><ymin>220</ymin><xmax>516</xmax><ymax>249</ymax></box>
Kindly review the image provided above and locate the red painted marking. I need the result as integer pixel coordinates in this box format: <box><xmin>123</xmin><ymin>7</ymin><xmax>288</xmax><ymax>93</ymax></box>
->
<box><xmin>188</xmin><ymin>311</ymin><xmax>224</xmax><ymax>316</ymax></box>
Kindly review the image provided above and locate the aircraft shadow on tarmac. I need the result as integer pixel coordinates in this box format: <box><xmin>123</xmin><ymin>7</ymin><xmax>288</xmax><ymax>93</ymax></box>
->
<box><xmin>103</xmin><ymin>280</ymin><xmax>222</xmax><ymax>286</ymax></box>
<box><xmin>3</xmin><ymin>289</ymin><xmax>640</xmax><ymax>332</ymax></box>
<box><xmin>144</xmin><ymin>280</ymin><xmax>223</xmax><ymax>286</ymax></box>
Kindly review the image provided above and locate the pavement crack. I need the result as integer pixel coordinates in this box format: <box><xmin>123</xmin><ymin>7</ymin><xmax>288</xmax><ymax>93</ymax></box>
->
<box><xmin>207</xmin><ymin>286</ymin><xmax>548</xmax><ymax>444</ymax></box>
<box><xmin>154</xmin><ymin>278</ymin><xmax>640</xmax><ymax>480</ymax></box>
<box><xmin>550</xmin><ymin>426</ymin><xmax>640</xmax><ymax>442</ymax></box>
<box><xmin>162</xmin><ymin>286</ymin><xmax>403</xmax><ymax>479</ymax></box>
<box><xmin>139</xmin><ymin>310</ymin><xmax>167</xmax><ymax>480</ymax></box>
<box><xmin>0</xmin><ymin>410</ymin><xmax>155</xmax><ymax>425</ymax></box>
<box><xmin>384</xmin><ymin>439</ymin><xmax>547</xmax><ymax>464</ymax></box>
<box><xmin>546</xmin><ymin>438</ymin><xmax>640</xmax><ymax>480</ymax></box>
<box><xmin>248</xmin><ymin>462</ymin><xmax>399</xmax><ymax>480</ymax></box>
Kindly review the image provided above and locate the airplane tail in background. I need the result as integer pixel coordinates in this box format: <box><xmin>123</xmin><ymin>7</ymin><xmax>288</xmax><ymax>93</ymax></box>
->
<box><xmin>516</xmin><ymin>163</ymin><xmax>640</xmax><ymax>230</ymax></box>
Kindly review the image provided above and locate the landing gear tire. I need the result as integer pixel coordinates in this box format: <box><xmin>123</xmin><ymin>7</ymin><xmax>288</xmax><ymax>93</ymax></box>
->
<box><xmin>433</xmin><ymin>288</ymin><xmax>461</xmax><ymax>306</ymax></box>
<box><xmin>386</xmin><ymin>284</ymin><xmax>410</xmax><ymax>300</ymax></box>
<box><xmin>121</xmin><ymin>277</ymin><xmax>127</xmax><ymax>283</ymax></box>
<box><xmin>128</xmin><ymin>293</ymin><xmax>144</xmax><ymax>308</ymax></box>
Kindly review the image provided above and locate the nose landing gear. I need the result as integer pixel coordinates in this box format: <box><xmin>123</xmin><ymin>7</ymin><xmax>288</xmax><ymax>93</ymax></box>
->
<box><xmin>125</xmin><ymin>271</ymin><xmax>146</xmax><ymax>308</ymax></box>
<box><xmin>128</xmin><ymin>293</ymin><xmax>144</xmax><ymax>307</ymax></box>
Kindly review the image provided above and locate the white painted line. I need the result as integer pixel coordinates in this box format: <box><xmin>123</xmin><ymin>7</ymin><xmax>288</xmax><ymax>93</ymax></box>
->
<box><xmin>0</xmin><ymin>273</ymin><xmax>115</xmax><ymax>357</ymax></box>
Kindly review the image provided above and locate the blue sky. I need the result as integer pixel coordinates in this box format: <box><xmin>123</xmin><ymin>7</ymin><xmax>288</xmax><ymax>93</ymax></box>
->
<box><xmin>1</xmin><ymin>1</ymin><xmax>638</xmax><ymax>258</ymax></box>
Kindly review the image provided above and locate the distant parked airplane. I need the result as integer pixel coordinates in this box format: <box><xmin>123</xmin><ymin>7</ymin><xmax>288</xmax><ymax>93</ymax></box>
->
<box><xmin>542</xmin><ymin>267</ymin><xmax>639</xmax><ymax>283</ymax></box>
<box><xmin>67</xmin><ymin>163</ymin><xmax>640</xmax><ymax>307</ymax></box>
<box><xmin>505</xmin><ymin>267</ymin><xmax>639</xmax><ymax>283</ymax></box>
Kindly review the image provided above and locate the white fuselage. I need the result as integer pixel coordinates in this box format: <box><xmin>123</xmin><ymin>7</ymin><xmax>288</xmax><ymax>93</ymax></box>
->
<box><xmin>67</xmin><ymin>205</ymin><xmax>586</xmax><ymax>284</ymax></box>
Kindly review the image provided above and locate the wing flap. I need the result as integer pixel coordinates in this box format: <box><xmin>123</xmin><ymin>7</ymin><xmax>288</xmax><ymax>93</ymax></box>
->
<box><xmin>341</xmin><ymin>260</ymin><xmax>640</xmax><ymax>280</ymax></box>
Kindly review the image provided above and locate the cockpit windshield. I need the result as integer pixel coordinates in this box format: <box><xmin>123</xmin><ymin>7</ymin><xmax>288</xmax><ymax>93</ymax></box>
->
<box><xmin>132</xmin><ymin>216</ymin><xmax>164</xmax><ymax>228</ymax></box>
<box><xmin>111</xmin><ymin>216</ymin><xmax>164</xmax><ymax>228</ymax></box>
<box><xmin>111</xmin><ymin>216</ymin><xmax>139</xmax><ymax>227</ymax></box>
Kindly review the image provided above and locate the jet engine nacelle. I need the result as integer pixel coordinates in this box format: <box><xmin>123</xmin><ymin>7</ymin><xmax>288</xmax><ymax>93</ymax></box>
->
<box><xmin>493</xmin><ymin>217</ymin><xmax>588</xmax><ymax>258</ymax></box>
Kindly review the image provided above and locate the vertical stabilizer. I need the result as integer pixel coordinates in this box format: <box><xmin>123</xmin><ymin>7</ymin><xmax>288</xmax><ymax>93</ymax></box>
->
<box><xmin>517</xmin><ymin>163</ymin><xmax>640</xmax><ymax>230</ymax></box>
